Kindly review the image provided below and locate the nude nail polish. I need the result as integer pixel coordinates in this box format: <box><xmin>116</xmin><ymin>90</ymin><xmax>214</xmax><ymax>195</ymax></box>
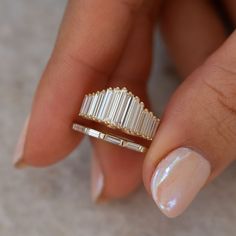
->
<box><xmin>151</xmin><ymin>147</ymin><xmax>211</xmax><ymax>218</ymax></box>
<box><xmin>91</xmin><ymin>156</ymin><xmax>105</xmax><ymax>203</ymax></box>
<box><xmin>13</xmin><ymin>117</ymin><xmax>30</xmax><ymax>168</ymax></box>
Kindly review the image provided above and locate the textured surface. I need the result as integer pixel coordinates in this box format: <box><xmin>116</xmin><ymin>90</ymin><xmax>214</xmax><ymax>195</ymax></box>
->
<box><xmin>1</xmin><ymin>0</ymin><xmax>236</xmax><ymax>235</ymax></box>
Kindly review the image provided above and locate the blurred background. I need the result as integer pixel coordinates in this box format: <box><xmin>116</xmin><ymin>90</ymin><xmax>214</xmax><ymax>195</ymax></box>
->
<box><xmin>1</xmin><ymin>0</ymin><xmax>236</xmax><ymax>235</ymax></box>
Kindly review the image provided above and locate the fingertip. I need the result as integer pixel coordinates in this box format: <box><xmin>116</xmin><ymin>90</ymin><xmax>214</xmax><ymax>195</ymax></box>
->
<box><xmin>148</xmin><ymin>147</ymin><xmax>211</xmax><ymax>217</ymax></box>
<box><xmin>91</xmin><ymin>139</ymin><xmax>144</xmax><ymax>200</ymax></box>
<box><xmin>91</xmin><ymin>154</ymin><xmax>106</xmax><ymax>203</ymax></box>
<box><xmin>12</xmin><ymin>116</ymin><xmax>30</xmax><ymax>168</ymax></box>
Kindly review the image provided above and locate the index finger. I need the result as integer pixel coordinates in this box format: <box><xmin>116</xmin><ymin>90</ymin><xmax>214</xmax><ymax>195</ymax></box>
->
<box><xmin>14</xmin><ymin>0</ymin><xmax>144</xmax><ymax>167</ymax></box>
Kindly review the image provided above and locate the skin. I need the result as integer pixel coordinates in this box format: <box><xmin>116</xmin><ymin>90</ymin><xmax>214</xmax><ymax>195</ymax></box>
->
<box><xmin>16</xmin><ymin>0</ymin><xmax>236</xmax><ymax>205</ymax></box>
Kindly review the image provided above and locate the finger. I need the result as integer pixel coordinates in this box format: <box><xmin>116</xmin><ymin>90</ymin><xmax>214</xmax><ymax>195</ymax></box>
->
<box><xmin>159</xmin><ymin>0</ymin><xmax>226</xmax><ymax>77</ymax></box>
<box><xmin>13</xmin><ymin>0</ymin><xmax>145</xmax><ymax>167</ymax></box>
<box><xmin>224</xmin><ymin>0</ymin><xmax>236</xmax><ymax>24</ymax></box>
<box><xmin>143</xmin><ymin>31</ymin><xmax>236</xmax><ymax>218</ymax></box>
<box><xmin>91</xmin><ymin>142</ymin><xmax>144</xmax><ymax>202</ymax></box>
<box><xmin>90</xmin><ymin>10</ymin><xmax>155</xmax><ymax>201</ymax></box>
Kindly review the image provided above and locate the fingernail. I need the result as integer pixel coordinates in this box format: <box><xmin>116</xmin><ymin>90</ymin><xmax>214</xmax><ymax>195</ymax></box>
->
<box><xmin>151</xmin><ymin>147</ymin><xmax>211</xmax><ymax>218</ymax></box>
<box><xmin>13</xmin><ymin>116</ymin><xmax>30</xmax><ymax>168</ymax></box>
<box><xmin>91</xmin><ymin>156</ymin><xmax>105</xmax><ymax>203</ymax></box>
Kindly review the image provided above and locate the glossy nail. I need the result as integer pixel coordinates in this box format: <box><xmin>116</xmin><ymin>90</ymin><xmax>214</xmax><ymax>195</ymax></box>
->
<box><xmin>151</xmin><ymin>147</ymin><xmax>211</xmax><ymax>218</ymax></box>
<box><xmin>13</xmin><ymin>116</ymin><xmax>30</xmax><ymax>168</ymax></box>
<box><xmin>91</xmin><ymin>156</ymin><xmax>105</xmax><ymax>203</ymax></box>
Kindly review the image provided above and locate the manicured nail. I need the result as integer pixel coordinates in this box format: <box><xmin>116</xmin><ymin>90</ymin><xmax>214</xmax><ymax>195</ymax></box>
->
<box><xmin>91</xmin><ymin>156</ymin><xmax>105</xmax><ymax>203</ymax></box>
<box><xmin>13</xmin><ymin>117</ymin><xmax>30</xmax><ymax>168</ymax></box>
<box><xmin>151</xmin><ymin>147</ymin><xmax>211</xmax><ymax>218</ymax></box>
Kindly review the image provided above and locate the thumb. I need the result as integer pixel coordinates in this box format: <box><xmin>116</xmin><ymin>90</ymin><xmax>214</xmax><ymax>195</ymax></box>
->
<box><xmin>143</xmin><ymin>32</ymin><xmax>236</xmax><ymax>218</ymax></box>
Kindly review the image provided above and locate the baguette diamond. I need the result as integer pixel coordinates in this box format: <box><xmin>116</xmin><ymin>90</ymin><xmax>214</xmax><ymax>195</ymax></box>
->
<box><xmin>72</xmin><ymin>124</ymin><xmax>146</xmax><ymax>153</ymax></box>
<box><xmin>78</xmin><ymin>87</ymin><xmax>160</xmax><ymax>140</ymax></box>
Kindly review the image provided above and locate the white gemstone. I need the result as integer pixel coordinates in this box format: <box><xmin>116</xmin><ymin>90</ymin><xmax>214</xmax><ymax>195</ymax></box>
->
<box><xmin>149</xmin><ymin>115</ymin><xmax>154</xmax><ymax>138</ymax></box>
<box><xmin>150</xmin><ymin>117</ymin><xmax>157</xmax><ymax>138</ymax></box>
<box><xmin>84</xmin><ymin>96</ymin><xmax>92</xmax><ymax>115</ymax></box>
<box><xmin>126</xmin><ymin>98</ymin><xmax>138</xmax><ymax>130</ymax></box>
<box><xmin>108</xmin><ymin>90</ymin><xmax>122</xmax><ymax>123</ymax></box>
<box><xmin>86</xmin><ymin>128</ymin><xmax>100</xmax><ymax>138</ymax></box>
<box><xmin>93</xmin><ymin>93</ymin><xmax>101</xmax><ymax>118</ymax></box>
<box><xmin>92</xmin><ymin>94</ymin><xmax>100</xmax><ymax>116</ymax></box>
<box><xmin>97</xmin><ymin>89</ymin><xmax>113</xmax><ymax>120</ymax></box>
<box><xmin>94</xmin><ymin>92</ymin><xmax>104</xmax><ymax>118</ymax></box>
<box><xmin>128</xmin><ymin>100</ymin><xmax>139</xmax><ymax>132</ymax></box>
<box><xmin>124</xmin><ymin>141</ymin><xmax>145</xmax><ymax>152</ymax></box>
<box><xmin>88</xmin><ymin>94</ymin><xmax>98</xmax><ymax>116</ymax></box>
<box><xmin>72</xmin><ymin>124</ymin><xmax>85</xmax><ymax>133</ymax></box>
<box><xmin>147</xmin><ymin>118</ymin><xmax>154</xmax><ymax>138</ymax></box>
<box><xmin>104</xmin><ymin>134</ymin><xmax>123</xmax><ymax>145</ymax></box>
<box><xmin>113</xmin><ymin>90</ymin><xmax>127</xmax><ymax>125</ymax></box>
<box><xmin>120</xmin><ymin>95</ymin><xmax>132</xmax><ymax>127</ymax></box>
<box><xmin>140</xmin><ymin>111</ymin><xmax>149</xmax><ymax>137</ymax></box>
<box><xmin>123</xmin><ymin>97</ymin><xmax>136</xmax><ymax>129</ymax></box>
<box><xmin>103</xmin><ymin>89</ymin><xmax>116</xmax><ymax>121</ymax></box>
<box><xmin>146</xmin><ymin>113</ymin><xmax>152</xmax><ymax>138</ymax></box>
<box><xmin>144</xmin><ymin>113</ymin><xmax>149</xmax><ymax>137</ymax></box>
<box><xmin>130</xmin><ymin>102</ymin><xmax>142</xmax><ymax>131</ymax></box>
<box><xmin>148</xmin><ymin>114</ymin><xmax>154</xmax><ymax>137</ymax></box>
<box><xmin>87</xmin><ymin>95</ymin><xmax>94</xmax><ymax>116</ymax></box>
<box><xmin>136</xmin><ymin>110</ymin><xmax>145</xmax><ymax>135</ymax></box>
<box><xmin>80</xmin><ymin>95</ymin><xmax>88</xmax><ymax>115</ymax></box>
<box><xmin>133</xmin><ymin>104</ymin><xmax>144</xmax><ymax>133</ymax></box>
<box><xmin>151</xmin><ymin>119</ymin><xmax>159</xmax><ymax>138</ymax></box>
<box><xmin>97</xmin><ymin>90</ymin><xmax>108</xmax><ymax>119</ymax></box>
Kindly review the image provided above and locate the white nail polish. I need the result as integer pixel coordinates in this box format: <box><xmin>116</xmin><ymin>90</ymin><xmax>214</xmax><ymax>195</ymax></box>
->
<box><xmin>91</xmin><ymin>156</ymin><xmax>104</xmax><ymax>202</ymax></box>
<box><xmin>13</xmin><ymin>116</ymin><xmax>30</xmax><ymax>168</ymax></box>
<box><xmin>151</xmin><ymin>147</ymin><xmax>211</xmax><ymax>218</ymax></box>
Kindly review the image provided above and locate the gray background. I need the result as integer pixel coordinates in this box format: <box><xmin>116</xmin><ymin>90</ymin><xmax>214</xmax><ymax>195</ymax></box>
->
<box><xmin>1</xmin><ymin>0</ymin><xmax>236</xmax><ymax>235</ymax></box>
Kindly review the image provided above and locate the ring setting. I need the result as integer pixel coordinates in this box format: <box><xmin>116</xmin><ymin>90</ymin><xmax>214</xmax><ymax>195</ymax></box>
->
<box><xmin>72</xmin><ymin>87</ymin><xmax>160</xmax><ymax>153</ymax></box>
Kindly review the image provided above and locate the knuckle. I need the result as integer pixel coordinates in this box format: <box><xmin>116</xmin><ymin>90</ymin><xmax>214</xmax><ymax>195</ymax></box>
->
<box><xmin>202</xmin><ymin>64</ymin><xmax>236</xmax><ymax>142</ymax></box>
<box><xmin>119</xmin><ymin>0</ymin><xmax>145</xmax><ymax>13</ymax></box>
<box><xmin>66</xmin><ymin>51</ymin><xmax>108</xmax><ymax>77</ymax></box>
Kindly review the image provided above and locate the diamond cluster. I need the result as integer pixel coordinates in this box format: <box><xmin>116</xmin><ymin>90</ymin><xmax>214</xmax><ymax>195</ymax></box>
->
<box><xmin>79</xmin><ymin>87</ymin><xmax>159</xmax><ymax>140</ymax></box>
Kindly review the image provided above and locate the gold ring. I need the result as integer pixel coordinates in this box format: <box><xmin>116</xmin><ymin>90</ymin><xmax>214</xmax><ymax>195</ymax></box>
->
<box><xmin>72</xmin><ymin>87</ymin><xmax>160</xmax><ymax>152</ymax></box>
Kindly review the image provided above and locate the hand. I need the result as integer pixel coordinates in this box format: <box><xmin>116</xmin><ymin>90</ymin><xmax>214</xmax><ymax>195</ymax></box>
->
<box><xmin>13</xmin><ymin>0</ymin><xmax>236</xmax><ymax>218</ymax></box>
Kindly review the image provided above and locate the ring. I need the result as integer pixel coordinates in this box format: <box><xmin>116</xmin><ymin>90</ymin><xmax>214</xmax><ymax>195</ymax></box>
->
<box><xmin>73</xmin><ymin>124</ymin><xmax>147</xmax><ymax>153</ymax></box>
<box><xmin>72</xmin><ymin>87</ymin><xmax>160</xmax><ymax>152</ymax></box>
